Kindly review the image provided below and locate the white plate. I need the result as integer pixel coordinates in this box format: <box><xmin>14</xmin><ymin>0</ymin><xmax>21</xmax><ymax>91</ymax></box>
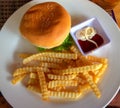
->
<box><xmin>0</xmin><ymin>0</ymin><xmax>120</xmax><ymax>108</ymax></box>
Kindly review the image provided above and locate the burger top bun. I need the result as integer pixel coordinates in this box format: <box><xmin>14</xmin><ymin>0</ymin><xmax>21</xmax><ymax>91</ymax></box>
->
<box><xmin>20</xmin><ymin>2</ymin><xmax>71</xmax><ymax>49</ymax></box>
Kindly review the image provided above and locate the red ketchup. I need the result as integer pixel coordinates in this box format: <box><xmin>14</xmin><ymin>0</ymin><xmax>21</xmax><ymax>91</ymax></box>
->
<box><xmin>78</xmin><ymin>34</ymin><xmax>104</xmax><ymax>53</ymax></box>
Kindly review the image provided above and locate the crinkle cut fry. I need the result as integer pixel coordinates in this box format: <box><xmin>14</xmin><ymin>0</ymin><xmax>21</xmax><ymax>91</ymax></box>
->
<box><xmin>75</xmin><ymin>76</ymin><xmax>86</xmax><ymax>85</ymax></box>
<box><xmin>96</xmin><ymin>64</ymin><xmax>108</xmax><ymax>77</ymax></box>
<box><xmin>82</xmin><ymin>72</ymin><xmax>101</xmax><ymax>98</ymax></box>
<box><xmin>78</xmin><ymin>84</ymin><xmax>90</xmax><ymax>93</ymax></box>
<box><xmin>13</xmin><ymin>66</ymin><xmax>50</xmax><ymax>77</ymax></box>
<box><xmin>37</xmin><ymin>70</ymin><xmax>49</xmax><ymax>100</ymax></box>
<box><xmin>77</xmin><ymin>56</ymin><xmax>93</xmax><ymax>66</ymax></box>
<box><xmin>28</xmin><ymin>73</ymin><xmax>38</xmax><ymax>85</ymax></box>
<box><xmin>48</xmin><ymin>80</ymin><xmax>78</xmax><ymax>88</ymax></box>
<box><xmin>86</xmin><ymin>55</ymin><xmax>108</xmax><ymax>64</ymax></box>
<box><xmin>49</xmin><ymin>91</ymin><xmax>81</xmax><ymax>99</ymax></box>
<box><xmin>70</xmin><ymin>45</ymin><xmax>80</xmax><ymax>53</ymax></box>
<box><xmin>27</xmin><ymin>85</ymin><xmax>41</xmax><ymax>93</ymax></box>
<box><xmin>34</xmin><ymin>56</ymin><xmax>63</xmax><ymax>63</ymax></box>
<box><xmin>30</xmin><ymin>72</ymin><xmax>38</xmax><ymax>79</ymax></box>
<box><xmin>47</xmin><ymin>74</ymin><xmax>77</xmax><ymax>80</ymax></box>
<box><xmin>40</xmin><ymin>62</ymin><xmax>61</xmax><ymax>69</ymax></box>
<box><xmin>11</xmin><ymin>74</ymin><xmax>26</xmax><ymax>84</ymax></box>
<box><xmin>23</xmin><ymin>52</ymin><xmax>77</xmax><ymax>64</ymax></box>
<box><xmin>52</xmin><ymin>63</ymin><xmax>103</xmax><ymax>75</ymax></box>
<box><xmin>28</xmin><ymin>78</ymin><xmax>38</xmax><ymax>85</ymax></box>
<box><xmin>91</xmin><ymin>63</ymin><xmax>108</xmax><ymax>76</ymax></box>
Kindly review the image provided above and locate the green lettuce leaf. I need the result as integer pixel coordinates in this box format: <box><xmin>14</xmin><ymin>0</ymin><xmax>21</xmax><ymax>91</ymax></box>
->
<box><xmin>37</xmin><ymin>34</ymin><xmax>74</xmax><ymax>52</ymax></box>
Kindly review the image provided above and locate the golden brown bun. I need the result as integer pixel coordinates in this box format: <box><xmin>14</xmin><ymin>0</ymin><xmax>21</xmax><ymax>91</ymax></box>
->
<box><xmin>20</xmin><ymin>2</ymin><xmax>71</xmax><ymax>48</ymax></box>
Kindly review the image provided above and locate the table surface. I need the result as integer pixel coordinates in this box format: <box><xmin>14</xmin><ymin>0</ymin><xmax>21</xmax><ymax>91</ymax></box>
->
<box><xmin>114</xmin><ymin>2</ymin><xmax>120</xmax><ymax>28</ymax></box>
<box><xmin>0</xmin><ymin>0</ymin><xmax>120</xmax><ymax>108</ymax></box>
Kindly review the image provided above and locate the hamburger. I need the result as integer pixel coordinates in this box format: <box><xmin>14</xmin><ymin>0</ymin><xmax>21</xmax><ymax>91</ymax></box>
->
<box><xmin>20</xmin><ymin>2</ymin><xmax>73</xmax><ymax>51</ymax></box>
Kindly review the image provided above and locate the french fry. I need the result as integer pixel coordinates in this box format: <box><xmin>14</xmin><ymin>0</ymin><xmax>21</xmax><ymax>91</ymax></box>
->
<box><xmin>93</xmin><ymin>76</ymin><xmax>100</xmax><ymax>84</ymax></box>
<box><xmin>40</xmin><ymin>62</ymin><xmax>61</xmax><ymax>69</ymax></box>
<box><xmin>96</xmin><ymin>64</ymin><xmax>108</xmax><ymax>77</ymax></box>
<box><xmin>11</xmin><ymin>74</ymin><xmax>26</xmax><ymax>84</ymax></box>
<box><xmin>23</xmin><ymin>52</ymin><xmax>77</xmax><ymax>64</ymax></box>
<box><xmin>77</xmin><ymin>56</ymin><xmax>94</xmax><ymax>66</ymax></box>
<box><xmin>23</xmin><ymin>53</ymin><xmax>42</xmax><ymax>64</ymax></box>
<box><xmin>37</xmin><ymin>70</ymin><xmax>49</xmax><ymax>100</ymax></box>
<box><xmin>82</xmin><ymin>72</ymin><xmax>101</xmax><ymax>98</ymax></box>
<box><xmin>70</xmin><ymin>45</ymin><xmax>80</xmax><ymax>53</ymax></box>
<box><xmin>47</xmin><ymin>74</ymin><xmax>77</xmax><ymax>80</ymax></box>
<box><xmin>48</xmin><ymin>80</ymin><xmax>78</xmax><ymax>88</ymax></box>
<box><xmin>29</xmin><ymin>73</ymin><xmax>38</xmax><ymax>79</ymax></box>
<box><xmin>13</xmin><ymin>66</ymin><xmax>50</xmax><ymax>77</ymax></box>
<box><xmin>52</xmin><ymin>63</ymin><xmax>103</xmax><ymax>75</ymax></box>
<box><xmin>27</xmin><ymin>85</ymin><xmax>41</xmax><ymax>93</ymax></box>
<box><xmin>28</xmin><ymin>73</ymin><xmax>40</xmax><ymax>88</ymax></box>
<box><xmin>35</xmin><ymin>56</ymin><xmax>63</xmax><ymax>63</ymax></box>
<box><xmin>86</xmin><ymin>55</ymin><xmax>108</xmax><ymax>64</ymax></box>
<box><xmin>78</xmin><ymin>84</ymin><xmax>90</xmax><ymax>93</ymax></box>
<box><xmin>74</xmin><ymin>76</ymin><xmax>86</xmax><ymax>85</ymax></box>
<box><xmin>49</xmin><ymin>91</ymin><xmax>81</xmax><ymax>99</ymax></box>
<box><xmin>50</xmin><ymin>86</ymin><xmax>64</xmax><ymax>92</ymax></box>
<box><xmin>28</xmin><ymin>78</ymin><xmax>38</xmax><ymax>85</ymax></box>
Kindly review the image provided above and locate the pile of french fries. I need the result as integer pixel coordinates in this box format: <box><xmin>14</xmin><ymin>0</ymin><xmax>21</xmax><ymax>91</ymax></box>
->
<box><xmin>11</xmin><ymin>45</ymin><xmax>108</xmax><ymax>101</ymax></box>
